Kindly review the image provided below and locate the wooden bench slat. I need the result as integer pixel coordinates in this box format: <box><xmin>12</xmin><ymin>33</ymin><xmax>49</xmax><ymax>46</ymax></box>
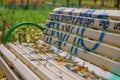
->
<box><xmin>7</xmin><ymin>43</ymin><xmax>43</xmax><ymax>74</ymax></box>
<box><xmin>0</xmin><ymin>56</ymin><xmax>20</xmax><ymax>80</ymax></box>
<box><xmin>38</xmin><ymin>39</ymin><xmax>120</xmax><ymax>80</ymax></box>
<box><xmin>46</xmin><ymin>20</ymin><xmax>120</xmax><ymax>47</ymax></box>
<box><xmin>0</xmin><ymin>45</ymin><xmax>41</xmax><ymax>80</ymax></box>
<box><xmin>41</xmin><ymin>34</ymin><xmax>120</xmax><ymax>76</ymax></box>
<box><xmin>57</xmin><ymin>51</ymin><xmax>120</xmax><ymax>80</ymax></box>
<box><xmin>19</xmin><ymin>44</ymin><xmax>86</xmax><ymax>80</ymax></box>
<box><xmin>43</xmin><ymin>28</ymin><xmax>120</xmax><ymax>61</ymax></box>
<box><xmin>10</xmin><ymin>43</ymin><xmax>86</xmax><ymax>80</ymax></box>
<box><xmin>52</xmin><ymin>7</ymin><xmax>120</xmax><ymax>21</ymax></box>
<box><xmin>7</xmin><ymin>43</ymin><xmax>66</xmax><ymax>80</ymax></box>
<box><xmin>13</xmin><ymin>41</ymin><xmax>120</xmax><ymax>80</ymax></box>
<box><xmin>7</xmin><ymin>43</ymin><xmax>86</xmax><ymax>80</ymax></box>
<box><xmin>48</xmin><ymin>13</ymin><xmax>120</xmax><ymax>33</ymax></box>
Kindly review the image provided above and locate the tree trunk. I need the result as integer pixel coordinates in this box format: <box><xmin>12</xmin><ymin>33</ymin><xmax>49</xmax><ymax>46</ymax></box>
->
<box><xmin>94</xmin><ymin>0</ymin><xmax>97</xmax><ymax>4</ymax></box>
<box><xmin>52</xmin><ymin>0</ymin><xmax>56</xmax><ymax>6</ymax></box>
<box><xmin>101</xmin><ymin>0</ymin><xmax>104</xmax><ymax>6</ymax></box>
<box><xmin>13</xmin><ymin>0</ymin><xmax>16</xmax><ymax>9</ymax></box>
<box><xmin>116</xmin><ymin>0</ymin><xmax>120</xmax><ymax>9</ymax></box>
<box><xmin>32</xmin><ymin>0</ymin><xmax>39</xmax><ymax>9</ymax></box>
<box><xmin>66</xmin><ymin>0</ymin><xmax>69</xmax><ymax>7</ymax></box>
<box><xmin>21</xmin><ymin>0</ymin><xmax>24</xmax><ymax>9</ymax></box>
<box><xmin>78</xmin><ymin>0</ymin><xmax>81</xmax><ymax>7</ymax></box>
<box><xmin>114</xmin><ymin>0</ymin><xmax>116</xmax><ymax>7</ymax></box>
<box><xmin>25</xmin><ymin>0</ymin><xmax>29</xmax><ymax>10</ymax></box>
<box><xmin>1</xmin><ymin>20</ymin><xmax>6</xmax><ymax>43</ymax></box>
<box><xmin>0</xmin><ymin>0</ymin><xmax>3</xmax><ymax>6</ymax></box>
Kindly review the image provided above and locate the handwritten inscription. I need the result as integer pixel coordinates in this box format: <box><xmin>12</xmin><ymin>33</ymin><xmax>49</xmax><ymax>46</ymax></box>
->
<box><xmin>114</xmin><ymin>23</ymin><xmax>120</xmax><ymax>30</ymax></box>
<box><xmin>99</xmin><ymin>20</ymin><xmax>109</xmax><ymax>29</ymax></box>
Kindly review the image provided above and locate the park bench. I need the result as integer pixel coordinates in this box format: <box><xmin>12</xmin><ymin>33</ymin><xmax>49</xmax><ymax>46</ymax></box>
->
<box><xmin>0</xmin><ymin>7</ymin><xmax>120</xmax><ymax>80</ymax></box>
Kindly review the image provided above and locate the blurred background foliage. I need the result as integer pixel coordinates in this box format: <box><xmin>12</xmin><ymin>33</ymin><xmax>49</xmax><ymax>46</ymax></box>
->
<box><xmin>0</xmin><ymin>0</ymin><xmax>119</xmax><ymax>43</ymax></box>
<box><xmin>0</xmin><ymin>0</ymin><xmax>119</xmax><ymax>26</ymax></box>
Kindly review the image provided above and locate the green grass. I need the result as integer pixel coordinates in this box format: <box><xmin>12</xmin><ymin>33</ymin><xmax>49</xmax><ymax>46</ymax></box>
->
<box><xmin>0</xmin><ymin>4</ymin><xmax>55</xmax><ymax>26</ymax></box>
<box><xmin>0</xmin><ymin>9</ymin><xmax>48</xmax><ymax>42</ymax></box>
<box><xmin>0</xmin><ymin>4</ymin><xmax>56</xmax><ymax>32</ymax></box>
<box><xmin>0</xmin><ymin>4</ymin><xmax>55</xmax><ymax>42</ymax></box>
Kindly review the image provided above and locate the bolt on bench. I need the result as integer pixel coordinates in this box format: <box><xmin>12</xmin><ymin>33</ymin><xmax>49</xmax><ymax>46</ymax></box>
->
<box><xmin>0</xmin><ymin>7</ymin><xmax>120</xmax><ymax>80</ymax></box>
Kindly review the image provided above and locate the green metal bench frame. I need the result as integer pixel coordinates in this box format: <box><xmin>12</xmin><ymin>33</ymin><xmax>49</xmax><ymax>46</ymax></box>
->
<box><xmin>3</xmin><ymin>22</ymin><xmax>44</xmax><ymax>44</ymax></box>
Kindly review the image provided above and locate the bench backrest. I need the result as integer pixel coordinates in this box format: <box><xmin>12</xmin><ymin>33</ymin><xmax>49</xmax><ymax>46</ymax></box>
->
<box><xmin>41</xmin><ymin>7</ymin><xmax>120</xmax><ymax>77</ymax></box>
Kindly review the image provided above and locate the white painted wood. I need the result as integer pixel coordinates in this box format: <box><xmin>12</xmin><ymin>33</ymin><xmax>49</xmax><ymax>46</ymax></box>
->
<box><xmin>7</xmin><ymin>43</ymin><xmax>63</xmax><ymax>80</ymax></box>
<box><xmin>44</xmin><ymin>28</ymin><xmax>120</xmax><ymax>61</ymax></box>
<box><xmin>44</xmin><ymin>7</ymin><xmax>120</xmax><ymax>79</ymax></box>
<box><xmin>52</xmin><ymin>7</ymin><xmax>120</xmax><ymax>21</ymax></box>
<box><xmin>37</xmin><ymin>39</ymin><xmax>120</xmax><ymax>80</ymax></box>
<box><xmin>20</xmin><ymin>44</ymin><xmax>86</xmax><ymax>80</ymax></box>
<box><xmin>17</xmin><ymin>46</ymin><xmax>75</xmax><ymax>80</ymax></box>
<box><xmin>39</xmin><ymin>54</ymin><xmax>86</xmax><ymax>80</ymax></box>
<box><xmin>8</xmin><ymin>44</ymin><xmax>57</xmax><ymax>80</ymax></box>
<box><xmin>46</xmin><ymin>20</ymin><xmax>120</xmax><ymax>47</ymax></box>
<box><xmin>7</xmin><ymin>43</ymin><xmax>32</xmax><ymax>67</ymax></box>
<box><xmin>41</xmin><ymin>35</ymin><xmax>120</xmax><ymax>76</ymax></box>
<box><xmin>16</xmin><ymin>44</ymin><xmax>86</xmax><ymax>80</ymax></box>
<box><xmin>48</xmin><ymin>13</ymin><xmax>120</xmax><ymax>33</ymax></box>
<box><xmin>0</xmin><ymin>44</ymin><xmax>41</xmax><ymax>80</ymax></box>
<box><xmin>0</xmin><ymin>56</ymin><xmax>20</xmax><ymax>80</ymax></box>
<box><xmin>13</xmin><ymin>59</ymin><xmax>40</xmax><ymax>80</ymax></box>
<box><xmin>58</xmin><ymin>52</ymin><xmax>120</xmax><ymax>80</ymax></box>
<box><xmin>0</xmin><ymin>45</ymin><xmax>17</xmax><ymax>63</ymax></box>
